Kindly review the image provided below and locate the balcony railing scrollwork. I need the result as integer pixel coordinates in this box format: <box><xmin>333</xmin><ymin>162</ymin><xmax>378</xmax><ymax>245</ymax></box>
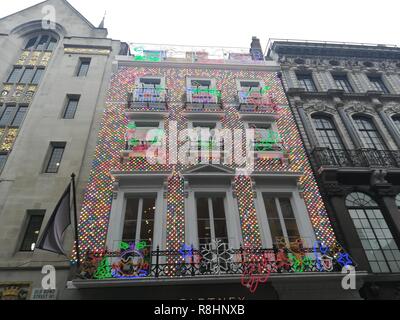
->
<box><xmin>312</xmin><ymin>147</ymin><xmax>400</xmax><ymax>168</ymax></box>
<box><xmin>237</xmin><ymin>90</ymin><xmax>278</xmax><ymax>113</ymax></box>
<box><xmin>127</xmin><ymin>87</ymin><xmax>168</xmax><ymax>110</ymax></box>
<box><xmin>76</xmin><ymin>240</ymin><xmax>353</xmax><ymax>281</ymax></box>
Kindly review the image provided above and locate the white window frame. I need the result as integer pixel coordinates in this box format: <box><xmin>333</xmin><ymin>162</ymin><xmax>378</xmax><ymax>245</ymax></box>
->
<box><xmin>236</xmin><ymin>79</ymin><xmax>265</xmax><ymax>92</ymax></box>
<box><xmin>254</xmin><ymin>186</ymin><xmax>316</xmax><ymax>248</ymax></box>
<box><xmin>106</xmin><ymin>188</ymin><xmax>167</xmax><ymax>251</ymax></box>
<box><xmin>185</xmin><ymin>186</ymin><xmax>242</xmax><ymax>249</ymax></box>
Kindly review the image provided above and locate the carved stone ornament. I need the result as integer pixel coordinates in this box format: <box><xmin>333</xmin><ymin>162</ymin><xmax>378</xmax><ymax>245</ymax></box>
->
<box><xmin>345</xmin><ymin>102</ymin><xmax>375</xmax><ymax>115</ymax></box>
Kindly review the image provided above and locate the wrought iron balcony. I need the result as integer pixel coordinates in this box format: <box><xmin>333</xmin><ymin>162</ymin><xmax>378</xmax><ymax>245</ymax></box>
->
<box><xmin>312</xmin><ymin>147</ymin><xmax>400</xmax><ymax>168</ymax></box>
<box><xmin>184</xmin><ymin>88</ymin><xmax>223</xmax><ymax>111</ymax></box>
<box><xmin>237</xmin><ymin>90</ymin><xmax>278</xmax><ymax>113</ymax></box>
<box><xmin>76</xmin><ymin>240</ymin><xmax>353</xmax><ymax>281</ymax></box>
<box><xmin>127</xmin><ymin>87</ymin><xmax>168</xmax><ymax>110</ymax></box>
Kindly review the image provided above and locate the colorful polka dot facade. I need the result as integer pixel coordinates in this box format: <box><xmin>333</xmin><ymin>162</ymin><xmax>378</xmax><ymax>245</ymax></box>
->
<box><xmin>75</xmin><ymin>65</ymin><xmax>337</xmax><ymax>259</ymax></box>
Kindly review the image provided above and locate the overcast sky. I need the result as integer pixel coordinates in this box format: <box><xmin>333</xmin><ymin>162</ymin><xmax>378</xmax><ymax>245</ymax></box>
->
<box><xmin>1</xmin><ymin>0</ymin><xmax>400</xmax><ymax>51</ymax></box>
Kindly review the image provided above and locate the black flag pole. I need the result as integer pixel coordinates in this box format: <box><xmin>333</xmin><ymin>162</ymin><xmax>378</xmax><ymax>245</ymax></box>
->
<box><xmin>71</xmin><ymin>173</ymin><xmax>81</xmax><ymax>267</ymax></box>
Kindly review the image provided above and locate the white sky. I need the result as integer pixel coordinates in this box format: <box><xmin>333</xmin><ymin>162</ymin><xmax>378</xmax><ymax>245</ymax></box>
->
<box><xmin>1</xmin><ymin>0</ymin><xmax>400</xmax><ymax>50</ymax></box>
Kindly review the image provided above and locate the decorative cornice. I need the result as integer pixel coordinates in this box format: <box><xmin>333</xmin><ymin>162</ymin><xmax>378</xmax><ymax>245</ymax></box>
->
<box><xmin>344</xmin><ymin>102</ymin><xmax>375</xmax><ymax>115</ymax></box>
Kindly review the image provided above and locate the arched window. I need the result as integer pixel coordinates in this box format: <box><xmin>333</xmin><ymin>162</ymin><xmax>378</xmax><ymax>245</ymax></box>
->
<box><xmin>346</xmin><ymin>192</ymin><xmax>400</xmax><ymax>273</ymax></box>
<box><xmin>24</xmin><ymin>34</ymin><xmax>57</xmax><ymax>51</ymax></box>
<box><xmin>393</xmin><ymin>115</ymin><xmax>400</xmax><ymax>134</ymax></box>
<box><xmin>312</xmin><ymin>115</ymin><xmax>345</xmax><ymax>150</ymax></box>
<box><xmin>353</xmin><ymin>115</ymin><xmax>387</xmax><ymax>150</ymax></box>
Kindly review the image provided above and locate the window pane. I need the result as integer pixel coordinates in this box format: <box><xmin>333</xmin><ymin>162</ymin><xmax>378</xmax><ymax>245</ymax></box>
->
<box><xmin>368</xmin><ymin>76</ymin><xmax>389</xmax><ymax>94</ymax></box>
<box><xmin>196</xmin><ymin>197</ymin><xmax>209</xmax><ymax>219</ymax></box>
<box><xmin>197</xmin><ymin>219</ymin><xmax>211</xmax><ymax>244</ymax></box>
<box><xmin>47</xmin><ymin>37</ymin><xmax>57</xmax><ymax>51</ymax></box>
<box><xmin>63</xmin><ymin>98</ymin><xmax>79</xmax><ymax>119</ymax></box>
<box><xmin>279</xmin><ymin>198</ymin><xmax>295</xmax><ymax>218</ymax></box>
<box><xmin>123</xmin><ymin>198</ymin><xmax>139</xmax><ymax>241</ymax></box>
<box><xmin>0</xmin><ymin>106</ymin><xmax>15</xmax><ymax>126</ymax></box>
<box><xmin>11</xmin><ymin>107</ymin><xmax>27</xmax><ymax>127</ymax></box>
<box><xmin>25</xmin><ymin>37</ymin><xmax>38</xmax><ymax>50</ymax></box>
<box><xmin>19</xmin><ymin>68</ymin><xmax>35</xmax><ymax>84</ymax></box>
<box><xmin>7</xmin><ymin>67</ymin><xmax>22</xmax><ymax>83</ymax></box>
<box><xmin>0</xmin><ymin>154</ymin><xmax>7</xmax><ymax>172</ymax></box>
<box><xmin>36</xmin><ymin>35</ymin><xmax>49</xmax><ymax>50</ymax></box>
<box><xmin>140</xmin><ymin>197</ymin><xmax>156</xmax><ymax>243</ymax></box>
<box><xmin>77</xmin><ymin>60</ymin><xmax>90</xmax><ymax>77</ymax></box>
<box><xmin>263</xmin><ymin>195</ymin><xmax>279</xmax><ymax>219</ymax></box>
<box><xmin>212</xmin><ymin>197</ymin><xmax>227</xmax><ymax>241</ymax></box>
<box><xmin>353</xmin><ymin>116</ymin><xmax>387</xmax><ymax>150</ymax></box>
<box><xmin>46</xmin><ymin>146</ymin><xmax>65</xmax><ymax>173</ymax></box>
<box><xmin>31</xmin><ymin>69</ymin><xmax>44</xmax><ymax>84</ymax></box>
<box><xmin>212</xmin><ymin>197</ymin><xmax>225</xmax><ymax>219</ymax></box>
<box><xmin>20</xmin><ymin>215</ymin><xmax>44</xmax><ymax>251</ymax></box>
<box><xmin>263</xmin><ymin>195</ymin><xmax>284</xmax><ymax>242</ymax></box>
<box><xmin>297</xmin><ymin>74</ymin><xmax>316</xmax><ymax>92</ymax></box>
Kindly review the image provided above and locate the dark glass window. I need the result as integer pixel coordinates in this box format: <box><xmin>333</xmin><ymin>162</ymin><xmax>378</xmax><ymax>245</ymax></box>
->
<box><xmin>196</xmin><ymin>195</ymin><xmax>228</xmax><ymax>245</ymax></box>
<box><xmin>63</xmin><ymin>97</ymin><xmax>79</xmax><ymax>119</ymax></box>
<box><xmin>0</xmin><ymin>154</ymin><xmax>7</xmax><ymax>172</ymax></box>
<box><xmin>47</xmin><ymin>37</ymin><xmax>58</xmax><ymax>51</ymax></box>
<box><xmin>368</xmin><ymin>76</ymin><xmax>390</xmax><ymax>94</ymax></box>
<box><xmin>31</xmin><ymin>69</ymin><xmax>44</xmax><ymax>84</ymax></box>
<box><xmin>346</xmin><ymin>193</ymin><xmax>400</xmax><ymax>273</ymax></box>
<box><xmin>45</xmin><ymin>144</ymin><xmax>65</xmax><ymax>173</ymax></box>
<box><xmin>25</xmin><ymin>37</ymin><xmax>38</xmax><ymax>50</ymax></box>
<box><xmin>122</xmin><ymin>196</ymin><xmax>156</xmax><ymax>244</ymax></box>
<box><xmin>297</xmin><ymin>74</ymin><xmax>317</xmax><ymax>92</ymax></box>
<box><xmin>19</xmin><ymin>68</ymin><xmax>35</xmax><ymax>84</ymax></box>
<box><xmin>20</xmin><ymin>213</ymin><xmax>44</xmax><ymax>252</ymax></box>
<box><xmin>312</xmin><ymin>115</ymin><xmax>345</xmax><ymax>150</ymax></box>
<box><xmin>0</xmin><ymin>106</ymin><xmax>15</xmax><ymax>126</ymax></box>
<box><xmin>333</xmin><ymin>74</ymin><xmax>354</xmax><ymax>93</ymax></box>
<box><xmin>353</xmin><ymin>116</ymin><xmax>387</xmax><ymax>150</ymax></box>
<box><xmin>12</xmin><ymin>107</ymin><xmax>27</xmax><ymax>127</ymax></box>
<box><xmin>262</xmin><ymin>194</ymin><xmax>300</xmax><ymax>246</ymax></box>
<box><xmin>7</xmin><ymin>67</ymin><xmax>22</xmax><ymax>83</ymax></box>
<box><xmin>77</xmin><ymin>59</ymin><xmax>91</xmax><ymax>77</ymax></box>
<box><xmin>36</xmin><ymin>35</ymin><xmax>49</xmax><ymax>51</ymax></box>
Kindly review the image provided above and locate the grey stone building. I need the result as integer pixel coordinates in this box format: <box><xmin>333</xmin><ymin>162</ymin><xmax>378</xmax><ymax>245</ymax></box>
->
<box><xmin>267</xmin><ymin>40</ymin><xmax>400</xmax><ymax>299</ymax></box>
<box><xmin>0</xmin><ymin>0</ymin><xmax>125</xmax><ymax>300</ymax></box>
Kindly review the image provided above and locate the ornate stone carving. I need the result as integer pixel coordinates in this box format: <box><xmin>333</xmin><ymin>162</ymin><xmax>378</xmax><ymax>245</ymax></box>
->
<box><xmin>370</xmin><ymin>169</ymin><xmax>389</xmax><ymax>186</ymax></box>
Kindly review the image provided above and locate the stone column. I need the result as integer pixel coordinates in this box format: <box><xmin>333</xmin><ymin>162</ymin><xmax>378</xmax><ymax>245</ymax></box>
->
<box><xmin>298</xmin><ymin>105</ymin><xmax>319</xmax><ymax>149</ymax></box>
<box><xmin>338</xmin><ymin>106</ymin><xmax>363</xmax><ymax>148</ymax></box>
<box><xmin>377</xmin><ymin>108</ymin><xmax>400</xmax><ymax>148</ymax></box>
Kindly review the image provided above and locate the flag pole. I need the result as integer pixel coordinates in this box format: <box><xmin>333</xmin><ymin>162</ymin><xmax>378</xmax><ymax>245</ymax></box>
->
<box><xmin>71</xmin><ymin>173</ymin><xmax>81</xmax><ymax>267</ymax></box>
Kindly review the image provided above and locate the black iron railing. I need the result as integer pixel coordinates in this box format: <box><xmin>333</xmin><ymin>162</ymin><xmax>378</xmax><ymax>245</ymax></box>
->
<box><xmin>76</xmin><ymin>242</ymin><xmax>352</xmax><ymax>281</ymax></box>
<box><xmin>237</xmin><ymin>90</ymin><xmax>278</xmax><ymax>112</ymax></box>
<box><xmin>127</xmin><ymin>87</ymin><xmax>168</xmax><ymax>109</ymax></box>
<box><xmin>312</xmin><ymin>148</ymin><xmax>400</xmax><ymax>168</ymax></box>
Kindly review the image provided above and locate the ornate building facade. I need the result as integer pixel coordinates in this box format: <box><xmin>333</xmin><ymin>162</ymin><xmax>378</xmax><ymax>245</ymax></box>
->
<box><xmin>0</xmin><ymin>0</ymin><xmax>125</xmax><ymax>299</ymax></box>
<box><xmin>267</xmin><ymin>40</ymin><xmax>400</xmax><ymax>299</ymax></box>
<box><xmin>63</xmin><ymin>41</ymin><xmax>360</xmax><ymax>300</ymax></box>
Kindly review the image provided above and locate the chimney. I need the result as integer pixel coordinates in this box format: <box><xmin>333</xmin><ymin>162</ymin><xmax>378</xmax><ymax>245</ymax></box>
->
<box><xmin>250</xmin><ymin>36</ymin><xmax>264</xmax><ymax>61</ymax></box>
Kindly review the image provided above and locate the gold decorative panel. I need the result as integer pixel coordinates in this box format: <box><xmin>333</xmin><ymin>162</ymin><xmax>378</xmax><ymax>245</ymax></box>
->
<box><xmin>13</xmin><ymin>85</ymin><xmax>25</xmax><ymax>98</ymax></box>
<box><xmin>64</xmin><ymin>47</ymin><xmax>110</xmax><ymax>55</ymax></box>
<box><xmin>0</xmin><ymin>84</ymin><xmax>13</xmax><ymax>100</ymax></box>
<box><xmin>39</xmin><ymin>52</ymin><xmax>52</xmax><ymax>66</ymax></box>
<box><xmin>0</xmin><ymin>128</ymin><xmax>19</xmax><ymax>152</ymax></box>
<box><xmin>28</xmin><ymin>51</ymin><xmax>42</xmax><ymax>66</ymax></box>
<box><xmin>16</xmin><ymin>51</ymin><xmax>30</xmax><ymax>65</ymax></box>
<box><xmin>0</xmin><ymin>283</ymin><xmax>31</xmax><ymax>301</ymax></box>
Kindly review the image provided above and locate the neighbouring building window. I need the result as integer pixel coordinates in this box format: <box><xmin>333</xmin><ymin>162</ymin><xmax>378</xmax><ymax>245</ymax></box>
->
<box><xmin>0</xmin><ymin>104</ymin><xmax>28</xmax><ymax>127</ymax></box>
<box><xmin>196</xmin><ymin>194</ymin><xmax>228</xmax><ymax>246</ymax></box>
<box><xmin>368</xmin><ymin>75</ymin><xmax>390</xmax><ymax>94</ymax></box>
<box><xmin>353</xmin><ymin>115</ymin><xmax>387</xmax><ymax>150</ymax></box>
<box><xmin>63</xmin><ymin>96</ymin><xmax>80</xmax><ymax>119</ymax></box>
<box><xmin>7</xmin><ymin>67</ymin><xmax>22</xmax><ymax>83</ymax></box>
<box><xmin>19</xmin><ymin>68</ymin><xmax>35</xmax><ymax>84</ymax></box>
<box><xmin>24</xmin><ymin>34</ymin><xmax>57</xmax><ymax>51</ymax></box>
<box><xmin>0</xmin><ymin>153</ymin><xmax>7</xmax><ymax>172</ymax></box>
<box><xmin>11</xmin><ymin>106</ymin><xmax>28</xmax><ymax>127</ymax></box>
<box><xmin>396</xmin><ymin>194</ymin><xmax>400</xmax><ymax>211</ymax></box>
<box><xmin>77</xmin><ymin>58</ymin><xmax>91</xmax><ymax>77</ymax></box>
<box><xmin>45</xmin><ymin>143</ymin><xmax>66</xmax><ymax>173</ymax></box>
<box><xmin>122</xmin><ymin>196</ymin><xmax>156</xmax><ymax>244</ymax></box>
<box><xmin>20</xmin><ymin>212</ymin><xmax>45</xmax><ymax>252</ymax></box>
<box><xmin>262</xmin><ymin>194</ymin><xmax>301</xmax><ymax>247</ymax></box>
<box><xmin>31</xmin><ymin>68</ymin><xmax>44</xmax><ymax>85</ymax></box>
<box><xmin>296</xmin><ymin>74</ymin><xmax>317</xmax><ymax>92</ymax></box>
<box><xmin>346</xmin><ymin>192</ymin><xmax>400</xmax><ymax>273</ymax></box>
<box><xmin>312</xmin><ymin>115</ymin><xmax>345</xmax><ymax>150</ymax></box>
<box><xmin>332</xmin><ymin>74</ymin><xmax>354</xmax><ymax>93</ymax></box>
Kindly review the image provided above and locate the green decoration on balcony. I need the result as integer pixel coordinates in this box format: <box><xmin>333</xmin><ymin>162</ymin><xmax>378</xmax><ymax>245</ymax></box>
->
<box><xmin>93</xmin><ymin>257</ymin><xmax>112</xmax><ymax>280</ymax></box>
